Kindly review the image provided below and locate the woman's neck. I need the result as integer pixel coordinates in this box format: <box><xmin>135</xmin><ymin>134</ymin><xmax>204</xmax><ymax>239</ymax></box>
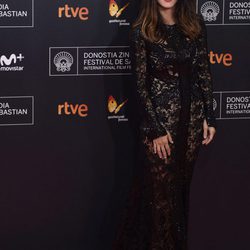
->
<box><xmin>158</xmin><ymin>6</ymin><xmax>176</xmax><ymax>25</ymax></box>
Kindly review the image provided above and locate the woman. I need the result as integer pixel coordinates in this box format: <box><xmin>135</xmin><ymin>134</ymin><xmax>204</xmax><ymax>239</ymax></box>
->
<box><xmin>113</xmin><ymin>0</ymin><xmax>217</xmax><ymax>249</ymax></box>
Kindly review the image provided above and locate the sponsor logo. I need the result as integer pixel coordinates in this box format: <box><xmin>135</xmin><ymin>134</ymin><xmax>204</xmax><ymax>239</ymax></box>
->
<box><xmin>58</xmin><ymin>3</ymin><xmax>89</xmax><ymax>21</ymax></box>
<box><xmin>58</xmin><ymin>102</ymin><xmax>88</xmax><ymax>117</ymax></box>
<box><xmin>213</xmin><ymin>98</ymin><xmax>217</xmax><ymax>111</ymax></box>
<box><xmin>214</xmin><ymin>91</ymin><xmax>250</xmax><ymax>119</ymax></box>
<box><xmin>107</xmin><ymin>95</ymin><xmax>128</xmax><ymax>122</ymax></box>
<box><xmin>228</xmin><ymin>2</ymin><xmax>250</xmax><ymax>22</ymax></box>
<box><xmin>201</xmin><ymin>1</ymin><xmax>220</xmax><ymax>22</ymax></box>
<box><xmin>109</xmin><ymin>0</ymin><xmax>130</xmax><ymax>26</ymax></box>
<box><xmin>0</xmin><ymin>0</ymin><xmax>34</xmax><ymax>28</ymax></box>
<box><xmin>49</xmin><ymin>46</ymin><xmax>131</xmax><ymax>76</ymax></box>
<box><xmin>213</xmin><ymin>92</ymin><xmax>220</xmax><ymax>118</ymax></box>
<box><xmin>209</xmin><ymin>51</ymin><xmax>233</xmax><ymax>66</ymax></box>
<box><xmin>197</xmin><ymin>0</ymin><xmax>250</xmax><ymax>25</ymax></box>
<box><xmin>0</xmin><ymin>96</ymin><xmax>34</xmax><ymax>126</ymax></box>
<box><xmin>54</xmin><ymin>51</ymin><xmax>74</xmax><ymax>72</ymax></box>
<box><xmin>0</xmin><ymin>53</ymin><xmax>25</xmax><ymax>72</ymax></box>
<box><xmin>50</xmin><ymin>48</ymin><xmax>77</xmax><ymax>75</ymax></box>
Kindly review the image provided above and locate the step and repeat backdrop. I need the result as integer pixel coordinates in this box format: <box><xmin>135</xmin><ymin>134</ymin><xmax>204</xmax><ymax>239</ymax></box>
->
<box><xmin>0</xmin><ymin>0</ymin><xmax>249</xmax><ymax>250</ymax></box>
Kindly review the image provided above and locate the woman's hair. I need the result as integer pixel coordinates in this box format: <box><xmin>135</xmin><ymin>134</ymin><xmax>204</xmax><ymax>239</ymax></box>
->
<box><xmin>132</xmin><ymin>0</ymin><xmax>202</xmax><ymax>42</ymax></box>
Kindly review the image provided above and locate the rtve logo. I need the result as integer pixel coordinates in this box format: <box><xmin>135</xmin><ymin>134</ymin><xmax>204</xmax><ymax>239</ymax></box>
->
<box><xmin>58</xmin><ymin>102</ymin><xmax>88</xmax><ymax>117</ymax></box>
<box><xmin>209</xmin><ymin>51</ymin><xmax>233</xmax><ymax>67</ymax></box>
<box><xmin>58</xmin><ymin>4</ymin><xmax>89</xmax><ymax>21</ymax></box>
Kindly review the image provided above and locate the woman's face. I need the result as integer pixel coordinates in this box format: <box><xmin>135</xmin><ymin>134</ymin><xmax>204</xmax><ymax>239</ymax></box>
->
<box><xmin>157</xmin><ymin>0</ymin><xmax>178</xmax><ymax>9</ymax></box>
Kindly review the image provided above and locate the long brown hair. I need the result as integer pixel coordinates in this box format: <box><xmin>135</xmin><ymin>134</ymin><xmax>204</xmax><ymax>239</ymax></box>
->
<box><xmin>132</xmin><ymin>0</ymin><xmax>202</xmax><ymax>42</ymax></box>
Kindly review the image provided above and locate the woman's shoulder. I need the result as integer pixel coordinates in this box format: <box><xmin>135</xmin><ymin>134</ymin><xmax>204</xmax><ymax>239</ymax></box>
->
<box><xmin>195</xmin><ymin>12</ymin><xmax>206</xmax><ymax>29</ymax></box>
<box><xmin>129</xmin><ymin>24</ymin><xmax>143</xmax><ymax>40</ymax></box>
<box><xmin>193</xmin><ymin>12</ymin><xmax>207</xmax><ymax>39</ymax></box>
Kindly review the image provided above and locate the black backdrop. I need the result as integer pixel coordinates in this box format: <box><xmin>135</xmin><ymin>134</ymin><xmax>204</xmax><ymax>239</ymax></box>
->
<box><xmin>0</xmin><ymin>0</ymin><xmax>250</xmax><ymax>250</ymax></box>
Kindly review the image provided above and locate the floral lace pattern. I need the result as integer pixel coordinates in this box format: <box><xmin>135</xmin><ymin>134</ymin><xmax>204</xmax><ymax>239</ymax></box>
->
<box><xmin>112</xmin><ymin>14</ymin><xmax>216</xmax><ymax>250</ymax></box>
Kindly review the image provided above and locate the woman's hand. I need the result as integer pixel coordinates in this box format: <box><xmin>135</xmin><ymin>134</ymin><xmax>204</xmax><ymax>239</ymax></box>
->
<box><xmin>153</xmin><ymin>132</ymin><xmax>174</xmax><ymax>163</ymax></box>
<box><xmin>202</xmin><ymin>119</ymin><xmax>216</xmax><ymax>145</ymax></box>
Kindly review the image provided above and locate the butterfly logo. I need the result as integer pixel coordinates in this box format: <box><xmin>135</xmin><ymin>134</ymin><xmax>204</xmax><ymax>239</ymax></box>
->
<box><xmin>109</xmin><ymin>0</ymin><xmax>130</xmax><ymax>18</ymax></box>
<box><xmin>108</xmin><ymin>95</ymin><xmax>128</xmax><ymax>114</ymax></box>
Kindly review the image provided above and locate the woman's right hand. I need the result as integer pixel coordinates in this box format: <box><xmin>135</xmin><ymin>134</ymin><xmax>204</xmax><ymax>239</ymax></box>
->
<box><xmin>153</xmin><ymin>132</ymin><xmax>174</xmax><ymax>163</ymax></box>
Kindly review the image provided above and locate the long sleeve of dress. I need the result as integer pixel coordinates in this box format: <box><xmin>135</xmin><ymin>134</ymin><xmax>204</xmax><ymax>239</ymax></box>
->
<box><xmin>129</xmin><ymin>27</ymin><xmax>168</xmax><ymax>139</ymax></box>
<box><xmin>192</xmin><ymin>15</ymin><xmax>217</xmax><ymax>128</ymax></box>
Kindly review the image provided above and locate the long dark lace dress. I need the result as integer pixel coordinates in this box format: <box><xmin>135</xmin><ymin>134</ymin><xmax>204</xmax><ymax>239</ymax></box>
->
<box><xmin>113</xmin><ymin>14</ymin><xmax>217</xmax><ymax>250</ymax></box>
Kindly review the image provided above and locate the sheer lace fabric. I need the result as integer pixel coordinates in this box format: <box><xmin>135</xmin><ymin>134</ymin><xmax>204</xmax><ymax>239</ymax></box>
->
<box><xmin>113</xmin><ymin>14</ymin><xmax>216</xmax><ymax>250</ymax></box>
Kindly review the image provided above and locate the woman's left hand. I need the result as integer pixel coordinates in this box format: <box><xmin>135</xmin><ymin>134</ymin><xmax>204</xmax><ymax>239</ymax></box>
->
<box><xmin>202</xmin><ymin>119</ymin><xmax>216</xmax><ymax>145</ymax></box>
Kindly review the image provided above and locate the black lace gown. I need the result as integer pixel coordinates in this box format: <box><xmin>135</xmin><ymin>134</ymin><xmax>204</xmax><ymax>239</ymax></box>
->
<box><xmin>113</xmin><ymin>14</ymin><xmax>217</xmax><ymax>250</ymax></box>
